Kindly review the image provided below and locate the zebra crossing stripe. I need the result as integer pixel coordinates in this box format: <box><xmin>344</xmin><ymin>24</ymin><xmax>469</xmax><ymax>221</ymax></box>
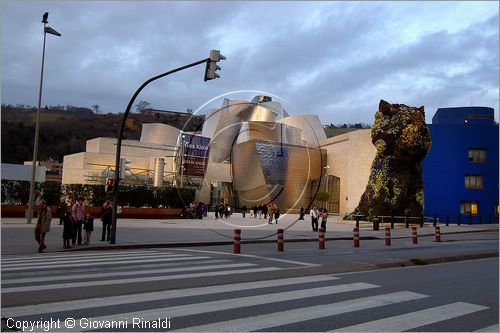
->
<box><xmin>331</xmin><ymin>302</ymin><xmax>489</xmax><ymax>332</ymax></box>
<box><xmin>179</xmin><ymin>248</ymin><xmax>320</xmax><ymax>267</ymax></box>
<box><xmin>475</xmin><ymin>323</ymin><xmax>499</xmax><ymax>332</ymax></box>
<box><xmin>1</xmin><ymin>255</ymin><xmax>211</xmax><ymax>272</ymax></box>
<box><xmin>1</xmin><ymin>253</ymin><xmax>190</xmax><ymax>269</ymax></box>
<box><xmin>1</xmin><ymin>267</ymin><xmax>282</xmax><ymax>293</ymax></box>
<box><xmin>2</xmin><ymin>262</ymin><xmax>258</xmax><ymax>284</ymax></box>
<box><xmin>52</xmin><ymin>282</ymin><xmax>380</xmax><ymax>332</ymax></box>
<box><xmin>3</xmin><ymin>275</ymin><xmax>338</xmax><ymax>317</ymax></box>
<box><xmin>1</xmin><ymin>250</ymin><xmax>159</xmax><ymax>263</ymax></box>
<box><xmin>175</xmin><ymin>291</ymin><xmax>429</xmax><ymax>332</ymax></box>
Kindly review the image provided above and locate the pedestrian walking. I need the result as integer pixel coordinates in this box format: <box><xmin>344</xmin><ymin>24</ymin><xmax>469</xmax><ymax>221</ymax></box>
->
<box><xmin>320</xmin><ymin>208</ymin><xmax>328</xmax><ymax>232</ymax></box>
<box><xmin>241</xmin><ymin>205</ymin><xmax>247</xmax><ymax>218</ymax></box>
<box><xmin>274</xmin><ymin>204</ymin><xmax>280</xmax><ymax>224</ymax></box>
<box><xmin>100</xmin><ymin>200</ymin><xmax>112</xmax><ymax>241</ymax></box>
<box><xmin>62</xmin><ymin>209</ymin><xmax>74</xmax><ymax>249</ymax></box>
<box><xmin>267</xmin><ymin>203</ymin><xmax>276</xmax><ymax>224</ymax></box>
<box><xmin>310</xmin><ymin>205</ymin><xmax>319</xmax><ymax>231</ymax></box>
<box><xmin>83</xmin><ymin>213</ymin><xmax>94</xmax><ymax>245</ymax></box>
<box><xmin>224</xmin><ymin>204</ymin><xmax>232</xmax><ymax>218</ymax></box>
<box><xmin>71</xmin><ymin>198</ymin><xmax>85</xmax><ymax>246</ymax></box>
<box><xmin>34</xmin><ymin>199</ymin><xmax>52</xmax><ymax>253</ymax></box>
<box><xmin>299</xmin><ymin>207</ymin><xmax>305</xmax><ymax>220</ymax></box>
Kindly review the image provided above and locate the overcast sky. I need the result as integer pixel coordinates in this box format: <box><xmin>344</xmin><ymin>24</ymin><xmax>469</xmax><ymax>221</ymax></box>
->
<box><xmin>1</xmin><ymin>1</ymin><xmax>498</xmax><ymax>125</ymax></box>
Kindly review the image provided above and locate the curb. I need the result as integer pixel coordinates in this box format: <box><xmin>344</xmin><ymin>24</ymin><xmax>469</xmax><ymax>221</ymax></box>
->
<box><xmin>375</xmin><ymin>251</ymin><xmax>499</xmax><ymax>269</ymax></box>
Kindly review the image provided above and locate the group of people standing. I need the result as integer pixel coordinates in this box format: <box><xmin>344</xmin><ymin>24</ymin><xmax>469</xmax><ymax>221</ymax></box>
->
<box><xmin>214</xmin><ymin>202</ymin><xmax>232</xmax><ymax>219</ymax></box>
<box><xmin>34</xmin><ymin>198</ymin><xmax>113</xmax><ymax>252</ymax></box>
<box><xmin>309</xmin><ymin>205</ymin><xmax>328</xmax><ymax>231</ymax></box>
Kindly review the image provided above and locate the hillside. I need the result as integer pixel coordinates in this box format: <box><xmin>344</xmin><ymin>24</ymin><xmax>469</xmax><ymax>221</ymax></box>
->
<box><xmin>1</xmin><ymin>105</ymin><xmax>204</xmax><ymax>164</ymax></box>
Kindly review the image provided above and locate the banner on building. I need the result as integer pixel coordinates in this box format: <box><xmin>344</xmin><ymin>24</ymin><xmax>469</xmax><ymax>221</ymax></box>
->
<box><xmin>180</xmin><ymin>134</ymin><xmax>210</xmax><ymax>177</ymax></box>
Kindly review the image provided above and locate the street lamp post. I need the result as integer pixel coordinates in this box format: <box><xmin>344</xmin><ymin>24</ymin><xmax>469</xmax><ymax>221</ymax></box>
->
<box><xmin>110</xmin><ymin>50</ymin><xmax>225</xmax><ymax>244</ymax></box>
<box><xmin>26</xmin><ymin>12</ymin><xmax>61</xmax><ymax>224</ymax></box>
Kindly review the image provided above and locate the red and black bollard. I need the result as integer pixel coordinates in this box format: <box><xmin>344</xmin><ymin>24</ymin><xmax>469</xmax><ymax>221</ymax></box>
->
<box><xmin>277</xmin><ymin>229</ymin><xmax>284</xmax><ymax>252</ymax></box>
<box><xmin>412</xmin><ymin>226</ymin><xmax>418</xmax><ymax>244</ymax></box>
<box><xmin>353</xmin><ymin>227</ymin><xmax>360</xmax><ymax>247</ymax></box>
<box><xmin>385</xmin><ymin>227</ymin><xmax>391</xmax><ymax>246</ymax></box>
<box><xmin>319</xmin><ymin>228</ymin><xmax>325</xmax><ymax>250</ymax></box>
<box><xmin>434</xmin><ymin>225</ymin><xmax>441</xmax><ymax>242</ymax></box>
<box><xmin>234</xmin><ymin>229</ymin><xmax>241</xmax><ymax>253</ymax></box>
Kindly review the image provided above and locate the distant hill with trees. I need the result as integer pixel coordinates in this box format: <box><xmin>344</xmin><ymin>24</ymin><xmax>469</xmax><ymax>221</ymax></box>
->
<box><xmin>323</xmin><ymin>123</ymin><xmax>371</xmax><ymax>138</ymax></box>
<box><xmin>1</xmin><ymin>103</ymin><xmax>204</xmax><ymax>164</ymax></box>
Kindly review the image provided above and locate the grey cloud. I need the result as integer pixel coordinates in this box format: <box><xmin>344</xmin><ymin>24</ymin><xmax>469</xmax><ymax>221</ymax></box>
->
<box><xmin>1</xmin><ymin>1</ymin><xmax>498</xmax><ymax>126</ymax></box>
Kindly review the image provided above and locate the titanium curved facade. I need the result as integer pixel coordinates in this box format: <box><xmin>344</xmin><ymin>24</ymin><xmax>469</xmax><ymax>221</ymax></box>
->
<box><xmin>198</xmin><ymin>95</ymin><xmax>327</xmax><ymax>212</ymax></box>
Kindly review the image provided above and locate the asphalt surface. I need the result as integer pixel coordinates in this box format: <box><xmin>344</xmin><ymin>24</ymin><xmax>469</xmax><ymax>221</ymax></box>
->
<box><xmin>1</xmin><ymin>215</ymin><xmax>498</xmax><ymax>332</ymax></box>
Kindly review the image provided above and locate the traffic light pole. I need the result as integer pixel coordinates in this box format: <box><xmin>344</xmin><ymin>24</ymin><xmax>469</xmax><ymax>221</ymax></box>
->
<box><xmin>110</xmin><ymin>57</ymin><xmax>210</xmax><ymax>244</ymax></box>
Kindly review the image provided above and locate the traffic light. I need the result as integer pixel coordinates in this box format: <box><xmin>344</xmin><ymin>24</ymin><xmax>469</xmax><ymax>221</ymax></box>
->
<box><xmin>204</xmin><ymin>49</ymin><xmax>226</xmax><ymax>81</ymax></box>
<box><xmin>119</xmin><ymin>158</ymin><xmax>132</xmax><ymax>179</ymax></box>
<box><xmin>105</xmin><ymin>178</ymin><xmax>114</xmax><ymax>193</ymax></box>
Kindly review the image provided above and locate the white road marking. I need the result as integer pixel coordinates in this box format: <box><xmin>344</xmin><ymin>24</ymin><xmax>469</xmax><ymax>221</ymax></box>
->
<box><xmin>2</xmin><ymin>267</ymin><xmax>282</xmax><ymax>293</ymax></box>
<box><xmin>2</xmin><ymin>263</ymin><xmax>258</xmax><ymax>284</ymax></box>
<box><xmin>55</xmin><ymin>282</ymin><xmax>380</xmax><ymax>332</ymax></box>
<box><xmin>178</xmin><ymin>248</ymin><xmax>320</xmax><ymax>267</ymax></box>
<box><xmin>1</xmin><ymin>255</ymin><xmax>211</xmax><ymax>272</ymax></box>
<box><xmin>1</xmin><ymin>253</ymin><xmax>190</xmax><ymax>268</ymax></box>
<box><xmin>175</xmin><ymin>291</ymin><xmax>429</xmax><ymax>331</ymax></box>
<box><xmin>331</xmin><ymin>302</ymin><xmax>489</xmax><ymax>331</ymax></box>
<box><xmin>3</xmin><ymin>275</ymin><xmax>338</xmax><ymax>317</ymax></box>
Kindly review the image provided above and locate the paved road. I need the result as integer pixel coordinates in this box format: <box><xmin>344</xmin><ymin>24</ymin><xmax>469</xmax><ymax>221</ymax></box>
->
<box><xmin>2</xmin><ymin>248</ymin><xmax>498</xmax><ymax>332</ymax></box>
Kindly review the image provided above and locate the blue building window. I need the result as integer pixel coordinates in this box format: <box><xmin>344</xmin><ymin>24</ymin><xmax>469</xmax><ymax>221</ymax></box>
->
<box><xmin>468</xmin><ymin>148</ymin><xmax>487</xmax><ymax>163</ymax></box>
<box><xmin>461</xmin><ymin>201</ymin><xmax>478</xmax><ymax>215</ymax></box>
<box><xmin>465</xmin><ymin>175</ymin><xmax>484</xmax><ymax>189</ymax></box>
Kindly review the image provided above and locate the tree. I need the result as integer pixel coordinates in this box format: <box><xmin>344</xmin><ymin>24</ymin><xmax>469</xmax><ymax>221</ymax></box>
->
<box><xmin>315</xmin><ymin>191</ymin><xmax>330</xmax><ymax>203</ymax></box>
<box><xmin>135</xmin><ymin>100</ymin><xmax>151</xmax><ymax>113</ymax></box>
<box><xmin>91</xmin><ymin>104</ymin><xmax>100</xmax><ymax>115</ymax></box>
<box><xmin>186</xmin><ymin>108</ymin><xmax>193</xmax><ymax>115</ymax></box>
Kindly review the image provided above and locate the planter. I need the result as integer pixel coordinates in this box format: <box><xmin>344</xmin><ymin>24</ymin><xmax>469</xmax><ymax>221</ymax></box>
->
<box><xmin>1</xmin><ymin>205</ymin><xmax>182</xmax><ymax>219</ymax></box>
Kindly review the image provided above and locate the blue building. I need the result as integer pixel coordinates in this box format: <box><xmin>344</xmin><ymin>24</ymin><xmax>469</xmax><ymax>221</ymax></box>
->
<box><xmin>423</xmin><ymin>106</ymin><xmax>499</xmax><ymax>223</ymax></box>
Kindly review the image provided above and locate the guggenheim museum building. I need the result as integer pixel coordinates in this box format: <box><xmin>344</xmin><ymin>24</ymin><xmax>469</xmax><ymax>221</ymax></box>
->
<box><xmin>62</xmin><ymin>95</ymin><xmax>498</xmax><ymax>220</ymax></box>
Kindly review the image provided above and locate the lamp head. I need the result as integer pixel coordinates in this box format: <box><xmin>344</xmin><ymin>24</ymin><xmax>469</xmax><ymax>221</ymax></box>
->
<box><xmin>42</xmin><ymin>12</ymin><xmax>49</xmax><ymax>24</ymax></box>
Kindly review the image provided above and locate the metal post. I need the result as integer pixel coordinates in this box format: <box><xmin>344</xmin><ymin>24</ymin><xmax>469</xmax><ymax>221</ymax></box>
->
<box><xmin>353</xmin><ymin>227</ymin><xmax>360</xmax><ymax>247</ymax></box>
<box><xmin>110</xmin><ymin>57</ymin><xmax>209</xmax><ymax>244</ymax></box>
<box><xmin>277</xmin><ymin>229</ymin><xmax>284</xmax><ymax>252</ymax></box>
<box><xmin>412</xmin><ymin>226</ymin><xmax>418</xmax><ymax>244</ymax></box>
<box><xmin>318</xmin><ymin>228</ymin><xmax>325</xmax><ymax>250</ymax></box>
<box><xmin>385</xmin><ymin>227</ymin><xmax>391</xmax><ymax>246</ymax></box>
<box><xmin>27</xmin><ymin>15</ymin><xmax>60</xmax><ymax>223</ymax></box>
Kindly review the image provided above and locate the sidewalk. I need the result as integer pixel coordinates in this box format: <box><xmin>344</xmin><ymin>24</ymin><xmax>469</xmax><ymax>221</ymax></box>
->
<box><xmin>1</xmin><ymin>213</ymin><xmax>498</xmax><ymax>255</ymax></box>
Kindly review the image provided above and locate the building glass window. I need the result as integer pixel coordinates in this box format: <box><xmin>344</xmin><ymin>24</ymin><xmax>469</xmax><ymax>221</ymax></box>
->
<box><xmin>468</xmin><ymin>148</ymin><xmax>487</xmax><ymax>163</ymax></box>
<box><xmin>461</xmin><ymin>201</ymin><xmax>478</xmax><ymax>215</ymax></box>
<box><xmin>465</xmin><ymin>175</ymin><xmax>484</xmax><ymax>189</ymax></box>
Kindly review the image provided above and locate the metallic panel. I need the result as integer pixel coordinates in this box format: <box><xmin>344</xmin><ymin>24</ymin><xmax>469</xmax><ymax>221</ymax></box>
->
<box><xmin>140</xmin><ymin>123</ymin><xmax>181</xmax><ymax>146</ymax></box>
<box><xmin>277</xmin><ymin>115</ymin><xmax>327</xmax><ymax>147</ymax></box>
<box><xmin>231</xmin><ymin>139</ymin><xmax>326</xmax><ymax>211</ymax></box>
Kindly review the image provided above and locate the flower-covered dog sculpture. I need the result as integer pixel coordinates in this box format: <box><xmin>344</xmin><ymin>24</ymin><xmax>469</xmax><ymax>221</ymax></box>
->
<box><xmin>355</xmin><ymin>100</ymin><xmax>431</xmax><ymax>217</ymax></box>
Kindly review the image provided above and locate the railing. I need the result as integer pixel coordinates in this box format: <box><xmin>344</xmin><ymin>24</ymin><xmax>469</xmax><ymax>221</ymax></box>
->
<box><xmin>347</xmin><ymin>213</ymin><xmax>499</xmax><ymax>229</ymax></box>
